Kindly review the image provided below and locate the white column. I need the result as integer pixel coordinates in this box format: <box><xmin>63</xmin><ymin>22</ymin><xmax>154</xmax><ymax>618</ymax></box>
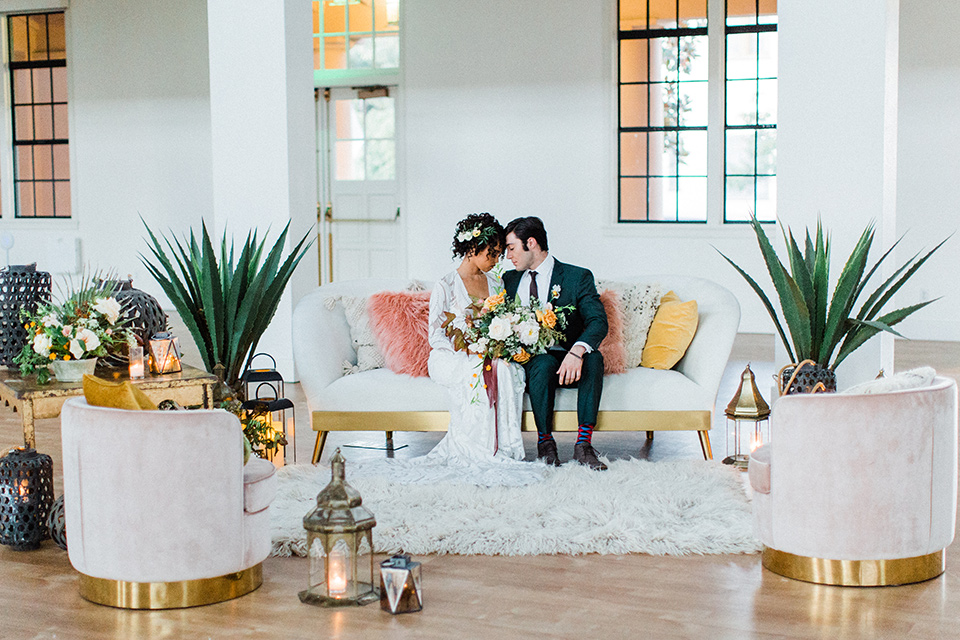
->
<box><xmin>777</xmin><ymin>0</ymin><xmax>900</xmax><ymax>387</ymax></box>
<box><xmin>206</xmin><ymin>0</ymin><xmax>316</xmax><ymax>380</ymax></box>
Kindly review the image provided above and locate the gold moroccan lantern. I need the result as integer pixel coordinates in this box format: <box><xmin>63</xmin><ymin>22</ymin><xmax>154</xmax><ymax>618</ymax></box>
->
<box><xmin>299</xmin><ymin>449</ymin><xmax>378</xmax><ymax>607</ymax></box>
<box><xmin>722</xmin><ymin>364</ymin><xmax>770</xmax><ymax>470</ymax></box>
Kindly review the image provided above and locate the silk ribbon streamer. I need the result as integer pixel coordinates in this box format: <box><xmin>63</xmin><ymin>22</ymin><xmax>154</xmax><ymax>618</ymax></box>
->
<box><xmin>482</xmin><ymin>357</ymin><xmax>499</xmax><ymax>455</ymax></box>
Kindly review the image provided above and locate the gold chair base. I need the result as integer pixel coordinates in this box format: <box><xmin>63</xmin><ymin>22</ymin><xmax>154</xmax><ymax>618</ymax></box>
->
<box><xmin>762</xmin><ymin>547</ymin><xmax>945</xmax><ymax>586</ymax></box>
<box><xmin>78</xmin><ymin>563</ymin><xmax>263</xmax><ymax>609</ymax></box>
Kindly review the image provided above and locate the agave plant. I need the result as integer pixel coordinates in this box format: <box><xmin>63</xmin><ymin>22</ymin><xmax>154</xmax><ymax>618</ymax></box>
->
<box><xmin>718</xmin><ymin>217</ymin><xmax>947</xmax><ymax>371</ymax></box>
<box><xmin>140</xmin><ymin>219</ymin><xmax>313</xmax><ymax>391</ymax></box>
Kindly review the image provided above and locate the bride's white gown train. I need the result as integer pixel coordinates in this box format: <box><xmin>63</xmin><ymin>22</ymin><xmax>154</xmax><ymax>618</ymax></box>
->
<box><xmin>350</xmin><ymin>270</ymin><xmax>546</xmax><ymax>487</ymax></box>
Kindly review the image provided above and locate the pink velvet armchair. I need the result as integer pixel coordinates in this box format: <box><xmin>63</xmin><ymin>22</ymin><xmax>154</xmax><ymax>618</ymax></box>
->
<box><xmin>749</xmin><ymin>376</ymin><xmax>959</xmax><ymax>586</ymax></box>
<box><xmin>60</xmin><ymin>398</ymin><xmax>277</xmax><ymax>609</ymax></box>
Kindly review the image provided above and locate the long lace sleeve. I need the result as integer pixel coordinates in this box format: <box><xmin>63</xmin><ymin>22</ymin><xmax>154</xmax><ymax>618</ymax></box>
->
<box><xmin>428</xmin><ymin>280</ymin><xmax>454</xmax><ymax>352</ymax></box>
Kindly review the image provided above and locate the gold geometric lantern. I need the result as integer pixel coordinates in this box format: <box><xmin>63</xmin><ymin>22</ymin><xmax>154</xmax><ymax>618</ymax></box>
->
<box><xmin>148</xmin><ymin>331</ymin><xmax>182</xmax><ymax>374</ymax></box>
<box><xmin>299</xmin><ymin>449</ymin><xmax>378</xmax><ymax>607</ymax></box>
<box><xmin>722</xmin><ymin>364</ymin><xmax>770</xmax><ymax>470</ymax></box>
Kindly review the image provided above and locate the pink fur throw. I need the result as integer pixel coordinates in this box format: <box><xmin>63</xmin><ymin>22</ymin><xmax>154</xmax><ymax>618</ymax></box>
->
<box><xmin>599</xmin><ymin>289</ymin><xmax>627</xmax><ymax>375</ymax></box>
<box><xmin>367</xmin><ymin>291</ymin><xmax>432</xmax><ymax>377</ymax></box>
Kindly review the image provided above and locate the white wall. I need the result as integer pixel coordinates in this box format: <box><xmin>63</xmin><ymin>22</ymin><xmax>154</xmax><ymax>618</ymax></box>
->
<box><xmin>895</xmin><ymin>0</ymin><xmax>960</xmax><ymax>340</ymax></box>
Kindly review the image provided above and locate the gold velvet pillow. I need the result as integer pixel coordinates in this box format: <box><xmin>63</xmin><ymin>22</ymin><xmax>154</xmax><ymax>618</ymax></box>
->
<box><xmin>640</xmin><ymin>290</ymin><xmax>699</xmax><ymax>370</ymax></box>
<box><xmin>82</xmin><ymin>374</ymin><xmax>158</xmax><ymax>411</ymax></box>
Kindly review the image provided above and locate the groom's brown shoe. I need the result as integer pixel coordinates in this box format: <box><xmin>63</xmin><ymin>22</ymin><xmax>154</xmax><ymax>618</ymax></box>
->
<box><xmin>574</xmin><ymin>442</ymin><xmax>608</xmax><ymax>471</ymax></box>
<box><xmin>537</xmin><ymin>439</ymin><xmax>561</xmax><ymax>467</ymax></box>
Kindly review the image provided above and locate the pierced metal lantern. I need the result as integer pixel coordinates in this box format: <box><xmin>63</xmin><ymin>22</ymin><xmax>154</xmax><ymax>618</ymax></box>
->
<box><xmin>0</xmin><ymin>447</ymin><xmax>55</xmax><ymax>550</ymax></box>
<box><xmin>149</xmin><ymin>332</ymin><xmax>182</xmax><ymax>374</ymax></box>
<box><xmin>47</xmin><ymin>494</ymin><xmax>67</xmax><ymax>550</ymax></box>
<box><xmin>299</xmin><ymin>449</ymin><xmax>378</xmax><ymax>607</ymax></box>
<box><xmin>0</xmin><ymin>264</ymin><xmax>51</xmax><ymax>367</ymax></box>
<box><xmin>241</xmin><ymin>353</ymin><xmax>296</xmax><ymax>464</ymax></box>
<box><xmin>380</xmin><ymin>553</ymin><xmax>423</xmax><ymax>614</ymax></box>
<box><xmin>723</xmin><ymin>364</ymin><xmax>770</xmax><ymax>470</ymax></box>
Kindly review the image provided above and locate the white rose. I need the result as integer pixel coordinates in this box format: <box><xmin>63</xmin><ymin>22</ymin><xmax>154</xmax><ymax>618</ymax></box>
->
<box><xmin>476</xmin><ymin>337</ymin><xmax>489</xmax><ymax>351</ymax></box>
<box><xmin>94</xmin><ymin>297</ymin><xmax>122</xmax><ymax>325</ymax></box>
<box><xmin>71</xmin><ymin>328</ymin><xmax>101</xmax><ymax>358</ymax></box>
<box><xmin>488</xmin><ymin>316</ymin><xmax>512</xmax><ymax>341</ymax></box>
<box><xmin>32</xmin><ymin>333</ymin><xmax>52</xmax><ymax>356</ymax></box>
<box><xmin>516</xmin><ymin>319</ymin><xmax>540</xmax><ymax>346</ymax></box>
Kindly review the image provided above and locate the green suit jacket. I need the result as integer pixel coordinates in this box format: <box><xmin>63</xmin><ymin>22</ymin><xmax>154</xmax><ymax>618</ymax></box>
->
<box><xmin>503</xmin><ymin>259</ymin><xmax>608</xmax><ymax>352</ymax></box>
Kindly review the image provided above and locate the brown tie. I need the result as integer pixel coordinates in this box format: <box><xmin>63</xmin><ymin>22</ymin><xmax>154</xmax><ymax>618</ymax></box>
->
<box><xmin>529</xmin><ymin>271</ymin><xmax>539</xmax><ymax>302</ymax></box>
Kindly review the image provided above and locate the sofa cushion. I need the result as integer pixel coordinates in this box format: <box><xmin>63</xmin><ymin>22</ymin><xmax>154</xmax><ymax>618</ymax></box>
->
<box><xmin>598</xmin><ymin>289</ymin><xmax>627</xmax><ymax>375</ymax></box>
<box><xmin>368</xmin><ymin>290</ymin><xmax>432</xmax><ymax>377</ymax></box>
<box><xmin>327</xmin><ymin>294</ymin><xmax>386</xmax><ymax>374</ymax></box>
<box><xmin>82</xmin><ymin>374</ymin><xmax>158</xmax><ymax>411</ymax></box>
<box><xmin>641</xmin><ymin>290</ymin><xmax>699</xmax><ymax>370</ymax></box>
<box><xmin>839</xmin><ymin>366</ymin><xmax>936</xmax><ymax>395</ymax></box>
<box><xmin>243</xmin><ymin>457</ymin><xmax>276</xmax><ymax>514</ymax></box>
<box><xmin>597</xmin><ymin>280</ymin><xmax>662</xmax><ymax>368</ymax></box>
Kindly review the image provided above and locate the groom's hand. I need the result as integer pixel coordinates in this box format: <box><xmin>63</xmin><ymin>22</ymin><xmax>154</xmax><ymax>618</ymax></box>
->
<box><xmin>557</xmin><ymin>347</ymin><xmax>585</xmax><ymax>385</ymax></box>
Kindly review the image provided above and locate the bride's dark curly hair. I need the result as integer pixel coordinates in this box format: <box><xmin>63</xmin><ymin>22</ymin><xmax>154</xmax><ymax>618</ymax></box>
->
<box><xmin>451</xmin><ymin>213</ymin><xmax>505</xmax><ymax>259</ymax></box>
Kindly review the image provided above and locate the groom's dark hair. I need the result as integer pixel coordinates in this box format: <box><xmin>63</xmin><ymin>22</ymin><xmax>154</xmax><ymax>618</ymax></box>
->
<box><xmin>505</xmin><ymin>216</ymin><xmax>548</xmax><ymax>252</ymax></box>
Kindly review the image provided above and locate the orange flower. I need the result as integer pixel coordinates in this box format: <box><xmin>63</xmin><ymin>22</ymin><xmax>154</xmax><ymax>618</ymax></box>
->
<box><xmin>512</xmin><ymin>349</ymin><xmax>531</xmax><ymax>364</ymax></box>
<box><xmin>63</xmin><ymin>355</ymin><xmax>71</xmax><ymax>361</ymax></box>
<box><xmin>48</xmin><ymin>354</ymin><xmax>56</xmax><ymax>360</ymax></box>
<box><xmin>536</xmin><ymin>308</ymin><xmax>557</xmax><ymax>329</ymax></box>
<box><xmin>483</xmin><ymin>291</ymin><xmax>505</xmax><ymax>311</ymax></box>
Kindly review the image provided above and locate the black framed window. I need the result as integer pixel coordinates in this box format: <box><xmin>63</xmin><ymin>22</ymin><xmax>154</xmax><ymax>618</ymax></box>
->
<box><xmin>724</xmin><ymin>0</ymin><xmax>777</xmax><ymax>222</ymax></box>
<box><xmin>618</xmin><ymin>0</ymin><xmax>709</xmax><ymax>222</ymax></box>
<box><xmin>8</xmin><ymin>12</ymin><xmax>70</xmax><ymax>218</ymax></box>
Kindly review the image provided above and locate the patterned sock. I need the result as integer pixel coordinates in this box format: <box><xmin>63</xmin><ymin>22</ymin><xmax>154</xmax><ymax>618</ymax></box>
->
<box><xmin>576</xmin><ymin>424</ymin><xmax>594</xmax><ymax>445</ymax></box>
<box><xmin>538</xmin><ymin>432</ymin><xmax>554</xmax><ymax>445</ymax></box>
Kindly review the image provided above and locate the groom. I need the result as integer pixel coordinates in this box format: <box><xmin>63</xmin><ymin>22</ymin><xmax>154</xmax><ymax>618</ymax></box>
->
<box><xmin>503</xmin><ymin>217</ymin><xmax>609</xmax><ymax>471</ymax></box>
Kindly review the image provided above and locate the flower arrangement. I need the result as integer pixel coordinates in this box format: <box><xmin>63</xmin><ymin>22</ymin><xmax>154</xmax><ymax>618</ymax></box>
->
<box><xmin>456</xmin><ymin>223</ymin><xmax>499</xmax><ymax>247</ymax></box>
<box><xmin>14</xmin><ymin>275</ymin><xmax>131</xmax><ymax>384</ymax></box>
<box><xmin>443</xmin><ymin>286</ymin><xmax>574</xmax><ymax>381</ymax></box>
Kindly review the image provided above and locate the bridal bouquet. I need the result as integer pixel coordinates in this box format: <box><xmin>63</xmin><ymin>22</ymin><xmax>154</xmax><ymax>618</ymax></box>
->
<box><xmin>442</xmin><ymin>289</ymin><xmax>573</xmax><ymax>365</ymax></box>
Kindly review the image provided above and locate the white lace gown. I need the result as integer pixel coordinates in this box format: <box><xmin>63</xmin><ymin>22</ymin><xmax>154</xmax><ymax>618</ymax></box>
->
<box><xmin>350</xmin><ymin>270</ymin><xmax>546</xmax><ymax>487</ymax></box>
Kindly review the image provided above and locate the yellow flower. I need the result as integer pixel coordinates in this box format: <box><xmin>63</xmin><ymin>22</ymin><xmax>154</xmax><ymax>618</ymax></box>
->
<box><xmin>485</xmin><ymin>364</ymin><xmax>491</xmax><ymax>371</ymax></box>
<box><xmin>48</xmin><ymin>353</ymin><xmax>56</xmax><ymax>360</ymax></box>
<box><xmin>472</xmin><ymin>229</ymin><xmax>481</xmax><ymax>237</ymax></box>
<box><xmin>63</xmin><ymin>354</ymin><xmax>71</xmax><ymax>361</ymax></box>
<box><xmin>513</xmin><ymin>349</ymin><xmax>531</xmax><ymax>364</ymax></box>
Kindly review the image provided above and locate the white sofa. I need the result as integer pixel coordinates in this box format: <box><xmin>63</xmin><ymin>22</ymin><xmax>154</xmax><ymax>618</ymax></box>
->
<box><xmin>749</xmin><ymin>376</ymin><xmax>959</xmax><ymax>586</ymax></box>
<box><xmin>294</xmin><ymin>276</ymin><xmax>741</xmax><ymax>463</ymax></box>
<box><xmin>60</xmin><ymin>398</ymin><xmax>277</xmax><ymax>609</ymax></box>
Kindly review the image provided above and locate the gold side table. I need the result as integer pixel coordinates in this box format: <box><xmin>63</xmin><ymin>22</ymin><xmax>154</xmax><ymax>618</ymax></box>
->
<box><xmin>0</xmin><ymin>364</ymin><xmax>219</xmax><ymax>448</ymax></box>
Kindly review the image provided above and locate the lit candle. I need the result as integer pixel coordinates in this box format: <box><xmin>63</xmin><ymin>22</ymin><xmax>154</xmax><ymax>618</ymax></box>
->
<box><xmin>18</xmin><ymin>479</ymin><xmax>29</xmax><ymax>503</ymax></box>
<box><xmin>129</xmin><ymin>346</ymin><xmax>145</xmax><ymax>379</ymax></box>
<box><xmin>328</xmin><ymin>546</ymin><xmax>348</xmax><ymax>595</ymax></box>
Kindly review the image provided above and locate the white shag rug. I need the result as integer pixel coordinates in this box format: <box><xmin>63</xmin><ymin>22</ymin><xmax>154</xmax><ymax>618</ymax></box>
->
<box><xmin>270</xmin><ymin>459</ymin><xmax>761</xmax><ymax>557</ymax></box>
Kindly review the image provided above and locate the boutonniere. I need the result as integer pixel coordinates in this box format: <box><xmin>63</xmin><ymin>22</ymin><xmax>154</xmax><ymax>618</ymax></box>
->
<box><xmin>551</xmin><ymin>285</ymin><xmax>561</xmax><ymax>300</ymax></box>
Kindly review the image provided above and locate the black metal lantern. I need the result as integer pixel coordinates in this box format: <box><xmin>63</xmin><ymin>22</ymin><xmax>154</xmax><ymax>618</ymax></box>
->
<box><xmin>380</xmin><ymin>553</ymin><xmax>423</xmax><ymax>614</ymax></box>
<box><xmin>723</xmin><ymin>364</ymin><xmax>771</xmax><ymax>469</ymax></box>
<box><xmin>0</xmin><ymin>264</ymin><xmax>51</xmax><ymax>367</ymax></box>
<box><xmin>299</xmin><ymin>449</ymin><xmax>378</xmax><ymax>607</ymax></box>
<box><xmin>0</xmin><ymin>447</ymin><xmax>55</xmax><ymax>550</ymax></box>
<box><xmin>241</xmin><ymin>353</ymin><xmax>296</xmax><ymax>464</ymax></box>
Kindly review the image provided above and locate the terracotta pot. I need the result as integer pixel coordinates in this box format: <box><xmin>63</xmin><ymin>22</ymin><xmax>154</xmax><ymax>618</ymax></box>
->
<box><xmin>780</xmin><ymin>363</ymin><xmax>837</xmax><ymax>395</ymax></box>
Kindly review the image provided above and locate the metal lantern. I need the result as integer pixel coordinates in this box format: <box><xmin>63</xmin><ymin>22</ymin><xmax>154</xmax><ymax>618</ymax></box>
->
<box><xmin>149</xmin><ymin>331</ymin><xmax>182</xmax><ymax>374</ymax></box>
<box><xmin>380</xmin><ymin>553</ymin><xmax>423</xmax><ymax>614</ymax></box>
<box><xmin>299</xmin><ymin>449</ymin><xmax>378</xmax><ymax>607</ymax></box>
<box><xmin>0</xmin><ymin>264</ymin><xmax>51</xmax><ymax>367</ymax></box>
<box><xmin>100</xmin><ymin>278</ymin><xmax>167</xmax><ymax>368</ymax></box>
<box><xmin>0</xmin><ymin>447</ymin><xmax>55</xmax><ymax>550</ymax></box>
<box><xmin>241</xmin><ymin>353</ymin><xmax>296</xmax><ymax>464</ymax></box>
<box><xmin>722</xmin><ymin>364</ymin><xmax>770</xmax><ymax>470</ymax></box>
<box><xmin>47</xmin><ymin>494</ymin><xmax>67</xmax><ymax>550</ymax></box>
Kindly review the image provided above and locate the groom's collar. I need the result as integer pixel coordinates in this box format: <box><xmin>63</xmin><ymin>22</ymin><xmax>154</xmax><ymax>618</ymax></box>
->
<box><xmin>530</xmin><ymin>254</ymin><xmax>554</xmax><ymax>273</ymax></box>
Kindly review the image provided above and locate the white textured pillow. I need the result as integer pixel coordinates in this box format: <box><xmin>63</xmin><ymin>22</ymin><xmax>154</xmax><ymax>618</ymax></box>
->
<box><xmin>595</xmin><ymin>280</ymin><xmax>663</xmax><ymax>368</ymax></box>
<box><xmin>324</xmin><ymin>295</ymin><xmax>386</xmax><ymax>375</ymax></box>
<box><xmin>839</xmin><ymin>367</ymin><xmax>937</xmax><ymax>395</ymax></box>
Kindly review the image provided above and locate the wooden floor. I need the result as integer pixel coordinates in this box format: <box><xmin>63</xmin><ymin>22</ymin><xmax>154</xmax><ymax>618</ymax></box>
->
<box><xmin>1</xmin><ymin>337</ymin><xmax>959</xmax><ymax>639</ymax></box>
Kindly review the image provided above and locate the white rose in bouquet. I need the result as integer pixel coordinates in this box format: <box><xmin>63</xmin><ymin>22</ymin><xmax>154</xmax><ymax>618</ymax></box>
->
<box><xmin>70</xmin><ymin>328</ymin><xmax>101</xmax><ymax>359</ymax></box>
<box><xmin>41</xmin><ymin>313</ymin><xmax>61</xmax><ymax>328</ymax></box>
<box><xmin>488</xmin><ymin>315</ymin><xmax>513</xmax><ymax>341</ymax></box>
<box><xmin>94</xmin><ymin>297</ymin><xmax>122</xmax><ymax>325</ymax></box>
<box><xmin>516</xmin><ymin>319</ymin><xmax>540</xmax><ymax>346</ymax></box>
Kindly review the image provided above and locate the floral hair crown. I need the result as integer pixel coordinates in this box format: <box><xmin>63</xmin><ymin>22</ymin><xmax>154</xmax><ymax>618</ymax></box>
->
<box><xmin>456</xmin><ymin>223</ymin><xmax>499</xmax><ymax>247</ymax></box>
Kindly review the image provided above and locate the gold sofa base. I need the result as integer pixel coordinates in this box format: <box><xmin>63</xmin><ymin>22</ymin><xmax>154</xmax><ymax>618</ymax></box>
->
<box><xmin>311</xmin><ymin>410</ymin><xmax>712</xmax><ymax>463</ymax></box>
<box><xmin>762</xmin><ymin>548</ymin><xmax>945</xmax><ymax>586</ymax></box>
<box><xmin>79</xmin><ymin>563</ymin><xmax>263</xmax><ymax>609</ymax></box>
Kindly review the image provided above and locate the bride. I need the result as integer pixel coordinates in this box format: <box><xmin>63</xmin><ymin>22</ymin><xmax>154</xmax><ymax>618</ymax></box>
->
<box><xmin>352</xmin><ymin>213</ymin><xmax>544</xmax><ymax>486</ymax></box>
